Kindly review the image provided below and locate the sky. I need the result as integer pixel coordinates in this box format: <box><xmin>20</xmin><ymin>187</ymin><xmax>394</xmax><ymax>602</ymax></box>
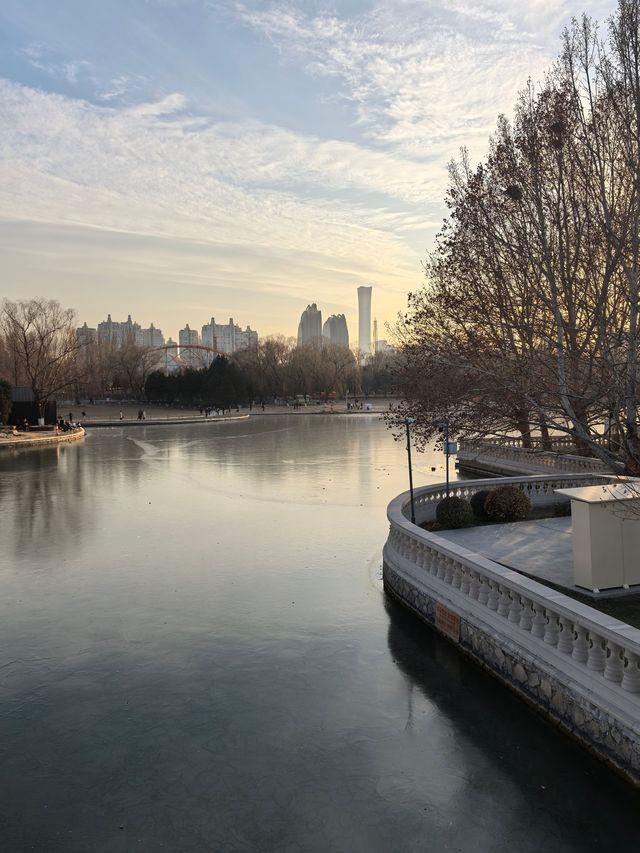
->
<box><xmin>0</xmin><ymin>0</ymin><xmax>617</xmax><ymax>342</ymax></box>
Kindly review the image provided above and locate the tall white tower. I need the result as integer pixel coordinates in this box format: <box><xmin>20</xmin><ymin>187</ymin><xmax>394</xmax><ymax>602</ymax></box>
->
<box><xmin>357</xmin><ymin>286</ymin><xmax>372</xmax><ymax>356</ymax></box>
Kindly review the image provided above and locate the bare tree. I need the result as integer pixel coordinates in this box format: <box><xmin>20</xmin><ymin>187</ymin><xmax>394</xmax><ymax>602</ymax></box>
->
<box><xmin>0</xmin><ymin>298</ymin><xmax>84</xmax><ymax>416</ymax></box>
<box><xmin>395</xmin><ymin>1</ymin><xmax>640</xmax><ymax>473</ymax></box>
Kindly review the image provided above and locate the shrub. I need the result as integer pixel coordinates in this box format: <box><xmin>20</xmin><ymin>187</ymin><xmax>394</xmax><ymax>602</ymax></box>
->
<box><xmin>484</xmin><ymin>485</ymin><xmax>531</xmax><ymax>522</ymax></box>
<box><xmin>552</xmin><ymin>501</ymin><xmax>572</xmax><ymax>517</ymax></box>
<box><xmin>469</xmin><ymin>489</ymin><xmax>491</xmax><ymax>520</ymax></box>
<box><xmin>435</xmin><ymin>496</ymin><xmax>474</xmax><ymax>529</ymax></box>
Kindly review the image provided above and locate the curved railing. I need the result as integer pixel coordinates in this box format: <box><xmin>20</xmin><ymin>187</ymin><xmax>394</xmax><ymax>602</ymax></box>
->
<box><xmin>385</xmin><ymin>476</ymin><xmax>640</xmax><ymax>706</ymax></box>
<box><xmin>408</xmin><ymin>472</ymin><xmax>611</xmax><ymax>524</ymax></box>
<box><xmin>458</xmin><ymin>440</ymin><xmax>610</xmax><ymax>474</ymax></box>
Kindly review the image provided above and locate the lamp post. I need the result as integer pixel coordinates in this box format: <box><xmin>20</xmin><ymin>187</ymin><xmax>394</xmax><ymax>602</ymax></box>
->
<box><xmin>438</xmin><ymin>417</ymin><xmax>453</xmax><ymax>496</ymax></box>
<box><xmin>404</xmin><ymin>417</ymin><xmax>416</xmax><ymax>524</ymax></box>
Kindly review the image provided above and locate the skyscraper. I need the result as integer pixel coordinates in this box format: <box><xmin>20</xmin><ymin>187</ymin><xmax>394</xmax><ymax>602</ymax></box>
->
<box><xmin>357</xmin><ymin>286</ymin><xmax>372</xmax><ymax>356</ymax></box>
<box><xmin>297</xmin><ymin>304</ymin><xmax>322</xmax><ymax>346</ymax></box>
<box><xmin>322</xmin><ymin>314</ymin><xmax>349</xmax><ymax>347</ymax></box>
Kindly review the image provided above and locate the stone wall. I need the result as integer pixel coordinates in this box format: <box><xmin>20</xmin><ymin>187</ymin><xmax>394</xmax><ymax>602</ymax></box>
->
<box><xmin>383</xmin><ymin>559</ymin><xmax>640</xmax><ymax>785</ymax></box>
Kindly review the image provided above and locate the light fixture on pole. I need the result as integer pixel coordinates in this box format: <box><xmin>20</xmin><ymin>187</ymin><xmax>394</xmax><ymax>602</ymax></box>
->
<box><xmin>438</xmin><ymin>417</ymin><xmax>457</xmax><ymax>497</ymax></box>
<box><xmin>404</xmin><ymin>417</ymin><xmax>416</xmax><ymax>524</ymax></box>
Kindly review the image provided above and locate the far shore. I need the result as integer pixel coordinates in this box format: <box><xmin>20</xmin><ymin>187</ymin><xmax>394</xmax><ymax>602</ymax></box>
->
<box><xmin>56</xmin><ymin>399</ymin><xmax>398</xmax><ymax>425</ymax></box>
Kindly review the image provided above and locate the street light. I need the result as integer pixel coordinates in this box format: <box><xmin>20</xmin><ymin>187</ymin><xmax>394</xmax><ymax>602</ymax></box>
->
<box><xmin>438</xmin><ymin>418</ymin><xmax>456</xmax><ymax>497</ymax></box>
<box><xmin>404</xmin><ymin>417</ymin><xmax>416</xmax><ymax>524</ymax></box>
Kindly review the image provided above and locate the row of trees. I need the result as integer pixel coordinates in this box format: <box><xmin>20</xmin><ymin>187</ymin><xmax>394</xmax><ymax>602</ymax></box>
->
<box><xmin>394</xmin><ymin>0</ymin><xmax>640</xmax><ymax>473</ymax></box>
<box><xmin>144</xmin><ymin>342</ymin><xmax>397</xmax><ymax>408</ymax></box>
<box><xmin>0</xmin><ymin>298</ymin><xmax>399</xmax><ymax>417</ymax></box>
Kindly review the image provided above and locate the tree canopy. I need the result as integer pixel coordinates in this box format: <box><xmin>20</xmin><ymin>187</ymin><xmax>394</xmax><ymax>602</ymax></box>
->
<box><xmin>393</xmin><ymin>0</ymin><xmax>640</xmax><ymax>473</ymax></box>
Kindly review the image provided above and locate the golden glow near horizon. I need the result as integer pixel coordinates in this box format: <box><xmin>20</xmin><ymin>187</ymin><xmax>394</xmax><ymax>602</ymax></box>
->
<box><xmin>0</xmin><ymin>1</ymin><xmax>617</xmax><ymax>340</ymax></box>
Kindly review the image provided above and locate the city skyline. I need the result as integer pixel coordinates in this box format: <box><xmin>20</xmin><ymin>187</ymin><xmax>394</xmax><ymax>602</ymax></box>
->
<box><xmin>0</xmin><ymin>1</ymin><xmax>616</xmax><ymax>340</ymax></box>
<box><xmin>78</xmin><ymin>281</ymin><xmax>376</xmax><ymax>348</ymax></box>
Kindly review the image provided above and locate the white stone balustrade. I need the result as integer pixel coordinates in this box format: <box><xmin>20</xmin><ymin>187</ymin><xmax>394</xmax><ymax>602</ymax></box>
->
<box><xmin>458</xmin><ymin>440</ymin><xmax>610</xmax><ymax>475</ymax></box>
<box><xmin>385</xmin><ymin>477</ymin><xmax>640</xmax><ymax>718</ymax></box>
<box><xmin>409</xmin><ymin>472</ymin><xmax>612</xmax><ymax>524</ymax></box>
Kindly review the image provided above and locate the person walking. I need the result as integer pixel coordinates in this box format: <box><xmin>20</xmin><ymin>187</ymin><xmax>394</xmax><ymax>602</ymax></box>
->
<box><xmin>119</xmin><ymin>410</ymin><xmax>123</xmax><ymax>421</ymax></box>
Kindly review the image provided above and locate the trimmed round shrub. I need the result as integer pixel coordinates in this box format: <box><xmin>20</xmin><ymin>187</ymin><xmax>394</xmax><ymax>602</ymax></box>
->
<box><xmin>484</xmin><ymin>485</ymin><xmax>531</xmax><ymax>522</ymax></box>
<box><xmin>470</xmin><ymin>489</ymin><xmax>491</xmax><ymax>520</ymax></box>
<box><xmin>435</xmin><ymin>496</ymin><xmax>474</xmax><ymax>529</ymax></box>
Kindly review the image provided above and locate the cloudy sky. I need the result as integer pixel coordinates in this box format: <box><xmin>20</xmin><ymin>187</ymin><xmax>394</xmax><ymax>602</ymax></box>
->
<box><xmin>0</xmin><ymin>0</ymin><xmax>616</xmax><ymax>341</ymax></box>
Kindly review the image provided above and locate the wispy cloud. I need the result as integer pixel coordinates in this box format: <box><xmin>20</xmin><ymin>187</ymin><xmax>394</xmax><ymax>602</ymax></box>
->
<box><xmin>19</xmin><ymin>40</ymin><xmax>91</xmax><ymax>85</ymax></box>
<box><xmin>0</xmin><ymin>79</ymin><xmax>427</xmax><ymax>302</ymax></box>
<box><xmin>233</xmin><ymin>0</ymin><xmax>613</xmax><ymax>158</ymax></box>
<box><xmin>2</xmin><ymin>1</ymin><xmax>618</xmax><ymax>332</ymax></box>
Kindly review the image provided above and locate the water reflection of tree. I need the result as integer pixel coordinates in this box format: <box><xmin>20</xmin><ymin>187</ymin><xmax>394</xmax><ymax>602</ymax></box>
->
<box><xmin>0</xmin><ymin>433</ymin><xmax>147</xmax><ymax>561</ymax></box>
<box><xmin>384</xmin><ymin>596</ymin><xmax>640</xmax><ymax>845</ymax></box>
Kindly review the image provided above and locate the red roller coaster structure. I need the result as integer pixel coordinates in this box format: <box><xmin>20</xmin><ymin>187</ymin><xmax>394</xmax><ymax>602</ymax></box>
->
<box><xmin>150</xmin><ymin>344</ymin><xmax>226</xmax><ymax>372</ymax></box>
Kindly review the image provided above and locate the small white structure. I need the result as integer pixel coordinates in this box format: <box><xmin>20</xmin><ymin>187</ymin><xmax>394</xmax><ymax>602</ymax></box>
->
<box><xmin>556</xmin><ymin>484</ymin><xmax>640</xmax><ymax>591</ymax></box>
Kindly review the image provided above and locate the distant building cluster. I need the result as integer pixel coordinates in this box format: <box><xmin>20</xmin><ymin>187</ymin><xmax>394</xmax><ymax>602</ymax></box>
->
<box><xmin>296</xmin><ymin>286</ymin><xmax>391</xmax><ymax>358</ymax></box>
<box><xmin>77</xmin><ymin>315</ymin><xmax>165</xmax><ymax>349</ymax></box>
<box><xmin>75</xmin><ymin>290</ymin><xmax>392</xmax><ymax>376</ymax></box>
<box><xmin>76</xmin><ymin>313</ymin><xmax>259</xmax><ymax>373</ymax></box>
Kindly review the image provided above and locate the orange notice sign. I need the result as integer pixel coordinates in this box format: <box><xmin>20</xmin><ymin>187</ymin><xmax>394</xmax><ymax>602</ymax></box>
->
<box><xmin>436</xmin><ymin>604</ymin><xmax>460</xmax><ymax>642</ymax></box>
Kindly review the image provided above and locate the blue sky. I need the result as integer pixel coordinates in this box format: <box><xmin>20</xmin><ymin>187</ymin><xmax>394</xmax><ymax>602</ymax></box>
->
<box><xmin>0</xmin><ymin>0</ymin><xmax>616</xmax><ymax>341</ymax></box>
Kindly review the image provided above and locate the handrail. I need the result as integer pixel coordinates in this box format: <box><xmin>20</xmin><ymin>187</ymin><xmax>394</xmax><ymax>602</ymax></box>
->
<box><xmin>385</xmin><ymin>476</ymin><xmax>640</xmax><ymax>703</ymax></box>
<box><xmin>407</xmin><ymin>472</ymin><xmax>612</xmax><ymax>524</ymax></box>
<box><xmin>458</xmin><ymin>440</ymin><xmax>610</xmax><ymax>474</ymax></box>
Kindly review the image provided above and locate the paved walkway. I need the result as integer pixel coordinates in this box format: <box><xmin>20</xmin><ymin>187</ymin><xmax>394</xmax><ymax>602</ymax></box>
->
<box><xmin>437</xmin><ymin>517</ymin><xmax>575</xmax><ymax>589</ymax></box>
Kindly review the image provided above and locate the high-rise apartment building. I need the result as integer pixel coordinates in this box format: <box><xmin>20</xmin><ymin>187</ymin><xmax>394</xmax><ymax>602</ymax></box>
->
<box><xmin>96</xmin><ymin>314</ymin><xmax>164</xmax><ymax>349</ymax></box>
<box><xmin>201</xmin><ymin>317</ymin><xmax>258</xmax><ymax>355</ymax></box>
<box><xmin>179</xmin><ymin>324</ymin><xmax>200</xmax><ymax>368</ymax></box>
<box><xmin>140</xmin><ymin>323</ymin><xmax>165</xmax><ymax>348</ymax></box>
<box><xmin>97</xmin><ymin>314</ymin><xmax>143</xmax><ymax>347</ymax></box>
<box><xmin>76</xmin><ymin>322</ymin><xmax>97</xmax><ymax>348</ymax></box>
<box><xmin>297</xmin><ymin>304</ymin><xmax>322</xmax><ymax>346</ymax></box>
<box><xmin>322</xmin><ymin>314</ymin><xmax>349</xmax><ymax>347</ymax></box>
<box><xmin>357</xmin><ymin>286</ymin><xmax>372</xmax><ymax>356</ymax></box>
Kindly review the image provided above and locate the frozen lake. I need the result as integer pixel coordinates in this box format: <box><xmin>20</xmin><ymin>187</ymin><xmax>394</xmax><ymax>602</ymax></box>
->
<box><xmin>1</xmin><ymin>415</ymin><xmax>638</xmax><ymax>851</ymax></box>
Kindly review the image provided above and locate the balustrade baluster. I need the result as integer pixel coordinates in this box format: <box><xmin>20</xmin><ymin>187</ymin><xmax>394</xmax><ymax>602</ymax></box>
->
<box><xmin>444</xmin><ymin>559</ymin><xmax>454</xmax><ymax>585</ymax></box>
<box><xmin>544</xmin><ymin>611</ymin><xmax>560</xmax><ymax>646</ymax></box>
<box><xmin>469</xmin><ymin>571</ymin><xmax>480</xmax><ymax>600</ymax></box>
<box><xmin>460</xmin><ymin>568</ymin><xmax>471</xmax><ymax>595</ymax></box>
<box><xmin>557</xmin><ymin>616</ymin><xmax>574</xmax><ymax>654</ymax></box>
<box><xmin>399</xmin><ymin>535</ymin><xmax>408</xmax><ymax>558</ymax></box>
<box><xmin>520</xmin><ymin>598</ymin><xmax>532</xmax><ymax>631</ymax></box>
<box><xmin>587</xmin><ymin>634</ymin><xmax>606</xmax><ymax>672</ymax></box>
<box><xmin>604</xmin><ymin>642</ymin><xmax>624</xmax><ymax>683</ymax></box>
<box><xmin>498</xmin><ymin>587</ymin><xmax>511</xmax><ymax>617</ymax></box>
<box><xmin>437</xmin><ymin>558</ymin><xmax>446</xmax><ymax>581</ymax></box>
<box><xmin>621</xmin><ymin>651</ymin><xmax>640</xmax><ymax>693</ymax></box>
<box><xmin>488</xmin><ymin>582</ymin><xmax>499</xmax><ymax>611</ymax></box>
<box><xmin>572</xmin><ymin>625</ymin><xmax>589</xmax><ymax>664</ymax></box>
<box><xmin>508</xmin><ymin>593</ymin><xmax>522</xmax><ymax>624</ymax></box>
<box><xmin>430</xmin><ymin>553</ymin><xmax>439</xmax><ymax>576</ymax></box>
<box><xmin>452</xmin><ymin>564</ymin><xmax>462</xmax><ymax>589</ymax></box>
<box><xmin>477</xmin><ymin>575</ymin><xmax>489</xmax><ymax>605</ymax></box>
<box><xmin>531</xmin><ymin>603</ymin><xmax>546</xmax><ymax>638</ymax></box>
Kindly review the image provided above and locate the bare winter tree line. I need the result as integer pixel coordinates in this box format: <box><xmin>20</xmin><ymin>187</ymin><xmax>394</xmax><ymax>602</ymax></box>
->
<box><xmin>393</xmin><ymin>0</ymin><xmax>640</xmax><ymax>474</ymax></box>
<box><xmin>0</xmin><ymin>297</ymin><xmax>398</xmax><ymax>416</ymax></box>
